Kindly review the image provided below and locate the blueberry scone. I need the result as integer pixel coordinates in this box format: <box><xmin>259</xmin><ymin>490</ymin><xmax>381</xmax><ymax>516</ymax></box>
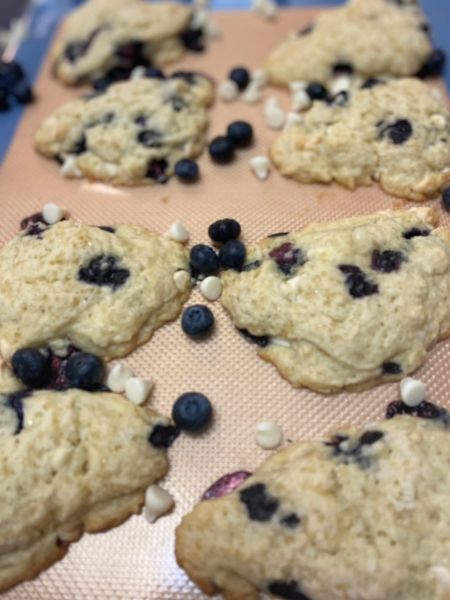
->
<box><xmin>266</xmin><ymin>0</ymin><xmax>436</xmax><ymax>88</ymax></box>
<box><xmin>0</xmin><ymin>219</ymin><xmax>191</xmax><ymax>361</ymax></box>
<box><xmin>0</xmin><ymin>387</ymin><xmax>175</xmax><ymax>592</ymax></box>
<box><xmin>220</xmin><ymin>208</ymin><xmax>450</xmax><ymax>393</ymax></box>
<box><xmin>270</xmin><ymin>78</ymin><xmax>450</xmax><ymax>201</ymax></box>
<box><xmin>176</xmin><ymin>411</ymin><xmax>450</xmax><ymax>600</ymax></box>
<box><xmin>34</xmin><ymin>75</ymin><xmax>213</xmax><ymax>185</ymax></box>
<box><xmin>51</xmin><ymin>0</ymin><xmax>201</xmax><ymax>86</ymax></box>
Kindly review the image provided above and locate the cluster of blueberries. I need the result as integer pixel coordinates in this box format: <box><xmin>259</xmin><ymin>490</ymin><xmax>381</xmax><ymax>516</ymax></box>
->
<box><xmin>0</xmin><ymin>59</ymin><xmax>34</xmax><ymax>111</ymax></box>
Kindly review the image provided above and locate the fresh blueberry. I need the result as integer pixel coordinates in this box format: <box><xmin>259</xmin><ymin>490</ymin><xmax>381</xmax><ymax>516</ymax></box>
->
<box><xmin>442</xmin><ymin>187</ymin><xmax>450</xmax><ymax>211</ymax></box>
<box><xmin>175</xmin><ymin>159</ymin><xmax>199</xmax><ymax>182</ymax></box>
<box><xmin>417</xmin><ymin>49</ymin><xmax>446</xmax><ymax>78</ymax></box>
<box><xmin>0</xmin><ymin>60</ymin><xmax>25</xmax><ymax>90</ymax></box>
<box><xmin>228</xmin><ymin>66</ymin><xmax>250</xmax><ymax>91</ymax></box>
<box><xmin>378</xmin><ymin>119</ymin><xmax>413</xmax><ymax>145</ymax></box>
<box><xmin>12</xmin><ymin>348</ymin><xmax>51</xmax><ymax>389</ymax></box>
<box><xmin>208</xmin><ymin>218</ymin><xmax>241</xmax><ymax>244</ymax></box>
<box><xmin>332</xmin><ymin>62</ymin><xmax>353</xmax><ymax>75</ymax></box>
<box><xmin>11</xmin><ymin>81</ymin><xmax>34</xmax><ymax>104</ymax></box>
<box><xmin>65</xmin><ymin>352</ymin><xmax>104</xmax><ymax>390</ymax></box>
<box><xmin>148</xmin><ymin>424</ymin><xmax>180</xmax><ymax>448</ymax></box>
<box><xmin>146</xmin><ymin>67</ymin><xmax>165</xmax><ymax>79</ymax></box>
<box><xmin>226</xmin><ymin>121</ymin><xmax>253</xmax><ymax>147</ymax></box>
<box><xmin>0</xmin><ymin>89</ymin><xmax>10</xmax><ymax>112</ymax></box>
<box><xmin>146</xmin><ymin>159</ymin><xmax>168</xmax><ymax>183</ymax></box>
<box><xmin>208</xmin><ymin>136</ymin><xmax>235</xmax><ymax>164</ymax></box>
<box><xmin>78</xmin><ymin>255</ymin><xmax>130</xmax><ymax>289</ymax></box>
<box><xmin>181</xmin><ymin>305</ymin><xmax>214</xmax><ymax>338</ymax></box>
<box><xmin>219</xmin><ymin>240</ymin><xmax>246</xmax><ymax>270</ymax></box>
<box><xmin>172</xmin><ymin>391</ymin><xmax>212</xmax><ymax>432</ymax></box>
<box><xmin>181</xmin><ymin>28</ymin><xmax>204</xmax><ymax>52</ymax></box>
<box><xmin>137</xmin><ymin>129</ymin><xmax>162</xmax><ymax>148</ymax></box>
<box><xmin>306</xmin><ymin>82</ymin><xmax>328</xmax><ymax>101</ymax></box>
<box><xmin>190</xmin><ymin>244</ymin><xmax>219</xmax><ymax>276</ymax></box>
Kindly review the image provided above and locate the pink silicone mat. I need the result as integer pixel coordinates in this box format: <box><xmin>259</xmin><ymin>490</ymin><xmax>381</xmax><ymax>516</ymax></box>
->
<box><xmin>1</xmin><ymin>6</ymin><xmax>449</xmax><ymax>599</ymax></box>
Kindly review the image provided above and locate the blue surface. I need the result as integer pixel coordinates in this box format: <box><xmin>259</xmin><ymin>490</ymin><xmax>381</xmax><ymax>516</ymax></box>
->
<box><xmin>0</xmin><ymin>0</ymin><xmax>449</xmax><ymax>163</ymax></box>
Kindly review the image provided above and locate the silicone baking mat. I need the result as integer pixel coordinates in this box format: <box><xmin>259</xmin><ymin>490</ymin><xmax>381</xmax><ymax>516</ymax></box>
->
<box><xmin>1</xmin><ymin>6</ymin><xmax>449</xmax><ymax>599</ymax></box>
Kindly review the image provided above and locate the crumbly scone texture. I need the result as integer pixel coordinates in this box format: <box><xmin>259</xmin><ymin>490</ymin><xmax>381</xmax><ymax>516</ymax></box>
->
<box><xmin>176</xmin><ymin>415</ymin><xmax>450</xmax><ymax>600</ymax></box>
<box><xmin>266</xmin><ymin>0</ymin><xmax>432</xmax><ymax>87</ymax></box>
<box><xmin>220</xmin><ymin>207</ymin><xmax>450</xmax><ymax>393</ymax></box>
<box><xmin>34</xmin><ymin>76</ymin><xmax>213</xmax><ymax>185</ymax></box>
<box><xmin>270</xmin><ymin>78</ymin><xmax>450</xmax><ymax>201</ymax></box>
<box><xmin>52</xmin><ymin>0</ymin><xmax>193</xmax><ymax>85</ymax></box>
<box><xmin>0</xmin><ymin>388</ymin><xmax>170</xmax><ymax>593</ymax></box>
<box><xmin>0</xmin><ymin>219</ymin><xmax>191</xmax><ymax>361</ymax></box>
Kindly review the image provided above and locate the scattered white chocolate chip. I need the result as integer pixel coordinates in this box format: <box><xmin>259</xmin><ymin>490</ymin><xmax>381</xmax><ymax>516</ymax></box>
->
<box><xmin>270</xmin><ymin>337</ymin><xmax>291</xmax><ymax>348</ymax></box>
<box><xmin>289</xmin><ymin>80</ymin><xmax>307</xmax><ymax>94</ymax></box>
<box><xmin>42</xmin><ymin>203</ymin><xmax>66</xmax><ymax>225</ymax></box>
<box><xmin>106</xmin><ymin>363</ymin><xmax>134</xmax><ymax>393</ymax></box>
<box><xmin>130</xmin><ymin>65</ymin><xmax>147</xmax><ymax>80</ymax></box>
<box><xmin>264</xmin><ymin>96</ymin><xmax>285</xmax><ymax>129</ymax></box>
<box><xmin>329</xmin><ymin>75</ymin><xmax>351</xmax><ymax>96</ymax></box>
<box><xmin>291</xmin><ymin>89</ymin><xmax>311</xmax><ymax>112</ymax></box>
<box><xmin>253</xmin><ymin>0</ymin><xmax>277</xmax><ymax>20</ymax></box>
<box><xmin>204</xmin><ymin>17</ymin><xmax>221</xmax><ymax>39</ymax></box>
<box><xmin>249</xmin><ymin>156</ymin><xmax>270</xmax><ymax>180</ymax></box>
<box><xmin>173</xmin><ymin>270</ymin><xmax>191</xmax><ymax>291</ymax></box>
<box><xmin>218</xmin><ymin>79</ymin><xmax>240</xmax><ymax>102</ymax></box>
<box><xmin>60</xmin><ymin>156</ymin><xmax>82</xmax><ymax>179</ymax></box>
<box><xmin>167</xmin><ymin>221</ymin><xmax>190</xmax><ymax>243</ymax></box>
<box><xmin>144</xmin><ymin>485</ymin><xmax>174</xmax><ymax>523</ymax></box>
<box><xmin>430</xmin><ymin>114</ymin><xmax>447</xmax><ymax>130</ymax></box>
<box><xmin>400</xmin><ymin>377</ymin><xmax>427</xmax><ymax>407</ymax></box>
<box><xmin>125</xmin><ymin>377</ymin><xmax>153</xmax><ymax>405</ymax></box>
<box><xmin>255</xmin><ymin>421</ymin><xmax>283</xmax><ymax>449</ymax></box>
<box><xmin>242</xmin><ymin>82</ymin><xmax>262</xmax><ymax>104</ymax></box>
<box><xmin>284</xmin><ymin>112</ymin><xmax>303</xmax><ymax>129</ymax></box>
<box><xmin>199</xmin><ymin>276</ymin><xmax>223</xmax><ymax>301</ymax></box>
<box><xmin>251</xmin><ymin>68</ymin><xmax>268</xmax><ymax>88</ymax></box>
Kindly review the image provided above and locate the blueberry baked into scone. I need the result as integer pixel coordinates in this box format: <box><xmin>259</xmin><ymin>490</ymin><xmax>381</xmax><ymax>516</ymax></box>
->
<box><xmin>0</xmin><ymin>219</ymin><xmax>191</xmax><ymax>361</ymax></box>
<box><xmin>266</xmin><ymin>0</ymin><xmax>440</xmax><ymax>88</ymax></box>
<box><xmin>220</xmin><ymin>207</ymin><xmax>450</xmax><ymax>393</ymax></box>
<box><xmin>176</xmin><ymin>410</ymin><xmax>450</xmax><ymax>600</ymax></box>
<box><xmin>34</xmin><ymin>75</ymin><xmax>213</xmax><ymax>185</ymax></box>
<box><xmin>270</xmin><ymin>78</ymin><xmax>450</xmax><ymax>201</ymax></box>
<box><xmin>51</xmin><ymin>0</ymin><xmax>202</xmax><ymax>86</ymax></box>
<box><xmin>0</xmin><ymin>387</ymin><xmax>174</xmax><ymax>592</ymax></box>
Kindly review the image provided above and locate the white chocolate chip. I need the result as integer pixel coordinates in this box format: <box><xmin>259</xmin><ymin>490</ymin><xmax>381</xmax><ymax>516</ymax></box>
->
<box><xmin>264</xmin><ymin>97</ymin><xmax>285</xmax><ymax>129</ymax></box>
<box><xmin>284</xmin><ymin>112</ymin><xmax>303</xmax><ymax>130</ymax></box>
<box><xmin>400</xmin><ymin>377</ymin><xmax>427</xmax><ymax>407</ymax></box>
<box><xmin>218</xmin><ymin>79</ymin><xmax>240</xmax><ymax>102</ymax></box>
<box><xmin>330</xmin><ymin>76</ymin><xmax>351</xmax><ymax>96</ymax></box>
<box><xmin>249</xmin><ymin>156</ymin><xmax>270</xmax><ymax>180</ymax></box>
<box><xmin>289</xmin><ymin>80</ymin><xmax>307</xmax><ymax>94</ymax></box>
<box><xmin>173</xmin><ymin>270</ymin><xmax>191</xmax><ymax>292</ymax></box>
<box><xmin>199</xmin><ymin>276</ymin><xmax>223</xmax><ymax>301</ymax></box>
<box><xmin>270</xmin><ymin>337</ymin><xmax>291</xmax><ymax>348</ymax></box>
<box><xmin>125</xmin><ymin>377</ymin><xmax>153</xmax><ymax>405</ymax></box>
<box><xmin>251</xmin><ymin>68</ymin><xmax>268</xmax><ymax>88</ymax></box>
<box><xmin>167</xmin><ymin>221</ymin><xmax>190</xmax><ymax>243</ymax></box>
<box><xmin>144</xmin><ymin>485</ymin><xmax>174</xmax><ymax>523</ymax></box>
<box><xmin>130</xmin><ymin>65</ymin><xmax>147</xmax><ymax>80</ymax></box>
<box><xmin>191</xmin><ymin>8</ymin><xmax>208</xmax><ymax>28</ymax></box>
<box><xmin>106</xmin><ymin>363</ymin><xmax>134</xmax><ymax>393</ymax></box>
<box><xmin>430</xmin><ymin>114</ymin><xmax>447</xmax><ymax>130</ymax></box>
<box><xmin>204</xmin><ymin>17</ymin><xmax>221</xmax><ymax>39</ymax></box>
<box><xmin>42</xmin><ymin>203</ymin><xmax>66</xmax><ymax>225</ymax></box>
<box><xmin>253</xmin><ymin>0</ymin><xmax>277</xmax><ymax>20</ymax></box>
<box><xmin>242</xmin><ymin>82</ymin><xmax>262</xmax><ymax>104</ymax></box>
<box><xmin>291</xmin><ymin>89</ymin><xmax>311</xmax><ymax>112</ymax></box>
<box><xmin>255</xmin><ymin>421</ymin><xmax>283</xmax><ymax>449</ymax></box>
<box><xmin>60</xmin><ymin>156</ymin><xmax>82</xmax><ymax>179</ymax></box>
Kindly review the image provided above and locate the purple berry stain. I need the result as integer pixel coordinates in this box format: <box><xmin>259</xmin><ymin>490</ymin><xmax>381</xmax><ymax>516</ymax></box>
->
<box><xmin>202</xmin><ymin>471</ymin><xmax>252</xmax><ymax>500</ymax></box>
<box><xmin>269</xmin><ymin>243</ymin><xmax>306</xmax><ymax>275</ymax></box>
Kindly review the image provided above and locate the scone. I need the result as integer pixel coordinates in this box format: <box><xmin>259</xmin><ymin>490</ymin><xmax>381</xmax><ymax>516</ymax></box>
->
<box><xmin>270</xmin><ymin>78</ymin><xmax>450</xmax><ymax>201</ymax></box>
<box><xmin>34</xmin><ymin>75</ymin><xmax>213</xmax><ymax>185</ymax></box>
<box><xmin>220</xmin><ymin>207</ymin><xmax>450</xmax><ymax>393</ymax></box>
<box><xmin>0</xmin><ymin>387</ymin><xmax>175</xmax><ymax>592</ymax></box>
<box><xmin>0</xmin><ymin>219</ymin><xmax>191</xmax><ymax>361</ymax></box>
<box><xmin>52</xmin><ymin>0</ymin><xmax>199</xmax><ymax>86</ymax></box>
<box><xmin>266</xmin><ymin>0</ymin><xmax>433</xmax><ymax>87</ymax></box>
<box><xmin>176</xmin><ymin>412</ymin><xmax>450</xmax><ymax>600</ymax></box>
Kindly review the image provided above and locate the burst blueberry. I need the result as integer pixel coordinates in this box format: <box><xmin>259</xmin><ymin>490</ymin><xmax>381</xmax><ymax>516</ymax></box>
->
<box><xmin>190</xmin><ymin>244</ymin><xmax>219</xmax><ymax>276</ymax></box>
<box><xmin>371</xmin><ymin>249</ymin><xmax>405</xmax><ymax>273</ymax></box>
<box><xmin>175</xmin><ymin>159</ymin><xmax>199</xmax><ymax>182</ymax></box>
<box><xmin>181</xmin><ymin>28</ymin><xmax>204</xmax><ymax>52</ymax></box>
<box><xmin>239</xmin><ymin>483</ymin><xmax>279</xmax><ymax>522</ymax></box>
<box><xmin>208</xmin><ymin>218</ymin><xmax>241</xmax><ymax>244</ymax></box>
<box><xmin>172</xmin><ymin>392</ymin><xmax>212</xmax><ymax>431</ymax></box>
<box><xmin>65</xmin><ymin>352</ymin><xmax>104</xmax><ymax>390</ymax></box>
<box><xmin>219</xmin><ymin>240</ymin><xmax>246</xmax><ymax>270</ymax></box>
<box><xmin>137</xmin><ymin>129</ymin><xmax>161</xmax><ymax>148</ymax></box>
<box><xmin>417</xmin><ymin>49</ymin><xmax>446</xmax><ymax>78</ymax></box>
<box><xmin>181</xmin><ymin>305</ymin><xmax>214</xmax><ymax>338</ymax></box>
<box><xmin>226</xmin><ymin>121</ymin><xmax>253</xmax><ymax>147</ymax></box>
<box><xmin>12</xmin><ymin>349</ymin><xmax>51</xmax><ymax>389</ymax></box>
<box><xmin>379</xmin><ymin>119</ymin><xmax>413</xmax><ymax>145</ymax></box>
<box><xmin>146</xmin><ymin>158</ymin><xmax>168</xmax><ymax>183</ymax></box>
<box><xmin>78</xmin><ymin>255</ymin><xmax>130</xmax><ymax>289</ymax></box>
<box><xmin>148</xmin><ymin>424</ymin><xmax>180</xmax><ymax>448</ymax></box>
<box><xmin>228</xmin><ymin>66</ymin><xmax>250</xmax><ymax>91</ymax></box>
<box><xmin>306</xmin><ymin>82</ymin><xmax>328</xmax><ymax>101</ymax></box>
<box><xmin>208</xmin><ymin>136</ymin><xmax>235</xmax><ymax>164</ymax></box>
<box><xmin>339</xmin><ymin>265</ymin><xmax>379</xmax><ymax>298</ymax></box>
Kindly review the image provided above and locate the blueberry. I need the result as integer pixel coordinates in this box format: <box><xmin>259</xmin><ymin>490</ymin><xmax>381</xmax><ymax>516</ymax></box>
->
<box><xmin>228</xmin><ymin>66</ymin><xmax>250</xmax><ymax>91</ymax></box>
<box><xmin>269</xmin><ymin>243</ymin><xmax>306</xmax><ymax>275</ymax></box>
<box><xmin>0</xmin><ymin>89</ymin><xmax>10</xmax><ymax>112</ymax></box>
<box><xmin>116</xmin><ymin>41</ymin><xmax>144</xmax><ymax>62</ymax></box>
<box><xmin>306</xmin><ymin>82</ymin><xmax>328</xmax><ymax>101</ymax></box>
<box><xmin>11</xmin><ymin>81</ymin><xmax>34</xmax><ymax>104</ymax></box>
<box><xmin>268</xmin><ymin>580</ymin><xmax>311</xmax><ymax>600</ymax></box>
<box><xmin>171</xmin><ymin>71</ymin><xmax>197</xmax><ymax>84</ymax></box>
<box><xmin>172</xmin><ymin>392</ymin><xmax>212</xmax><ymax>431</ymax></box>
<box><xmin>134</xmin><ymin>114</ymin><xmax>147</xmax><ymax>126</ymax></box>
<box><xmin>168</xmin><ymin>94</ymin><xmax>186</xmax><ymax>112</ymax></box>
<box><xmin>359</xmin><ymin>430</ymin><xmax>384</xmax><ymax>446</ymax></box>
<box><xmin>208</xmin><ymin>218</ymin><xmax>241</xmax><ymax>244</ymax></box>
<box><xmin>175</xmin><ymin>159</ymin><xmax>199</xmax><ymax>182</ymax></box>
<box><xmin>181</xmin><ymin>28</ymin><xmax>204</xmax><ymax>52</ymax></box>
<box><xmin>181</xmin><ymin>305</ymin><xmax>214</xmax><ymax>338</ymax></box>
<box><xmin>280</xmin><ymin>513</ymin><xmax>301</xmax><ymax>528</ymax></box>
<box><xmin>0</xmin><ymin>60</ymin><xmax>25</xmax><ymax>90</ymax></box>
<box><xmin>78</xmin><ymin>255</ymin><xmax>130</xmax><ymax>289</ymax></box>
<box><xmin>219</xmin><ymin>240</ymin><xmax>246</xmax><ymax>271</ymax></box>
<box><xmin>379</xmin><ymin>119</ymin><xmax>413</xmax><ymax>145</ymax></box>
<box><xmin>332</xmin><ymin>62</ymin><xmax>353</xmax><ymax>75</ymax></box>
<box><xmin>146</xmin><ymin>67</ymin><xmax>165</xmax><ymax>79</ymax></box>
<box><xmin>12</xmin><ymin>348</ymin><xmax>51</xmax><ymax>389</ymax></box>
<box><xmin>226</xmin><ymin>121</ymin><xmax>253</xmax><ymax>147</ymax></box>
<box><xmin>65</xmin><ymin>352</ymin><xmax>104</xmax><ymax>390</ymax></box>
<box><xmin>361</xmin><ymin>78</ymin><xmax>382</xmax><ymax>89</ymax></box>
<box><xmin>442</xmin><ymin>187</ymin><xmax>450</xmax><ymax>211</ymax></box>
<box><xmin>190</xmin><ymin>244</ymin><xmax>219</xmax><ymax>276</ymax></box>
<box><xmin>71</xmin><ymin>135</ymin><xmax>87</xmax><ymax>155</ymax></box>
<box><xmin>148</xmin><ymin>424</ymin><xmax>180</xmax><ymax>448</ymax></box>
<box><xmin>339</xmin><ymin>265</ymin><xmax>379</xmax><ymax>298</ymax></box>
<box><xmin>382</xmin><ymin>361</ymin><xmax>402</xmax><ymax>375</ymax></box>
<box><xmin>298</xmin><ymin>23</ymin><xmax>314</xmax><ymax>36</ymax></box>
<box><xmin>403</xmin><ymin>227</ymin><xmax>430</xmax><ymax>239</ymax></box>
<box><xmin>417</xmin><ymin>49</ymin><xmax>446</xmax><ymax>78</ymax></box>
<box><xmin>371</xmin><ymin>249</ymin><xmax>405</xmax><ymax>273</ymax></box>
<box><xmin>239</xmin><ymin>483</ymin><xmax>279</xmax><ymax>521</ymax></box>
<box><xmin>386</xmin><ymin>399</ymin><xmax>448</xmax><ymax>421</ymax></box>
<box><xmin>137</xmin><ymin>129</ymin><xmax>162</xmax><ymax>148</ymax></box>
<box><xmin>208</xmin><ymin>136</ymin><xmax>235</xmax><ymax>164</ymax></box>
<box><xmin>146</xmin><ymin>158</ymin><xmax>168</xmax><ymax>183</ymax></box>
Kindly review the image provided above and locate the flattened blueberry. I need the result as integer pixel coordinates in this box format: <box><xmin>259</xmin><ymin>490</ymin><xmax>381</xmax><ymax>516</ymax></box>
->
<box><xmin>417</xmin><ymin>49</ymin><xmax>446</xmax><ymax>78</ymax></box>
<box><xmin>403</xmin><ymin>227</ymin><xmax>430</xmax><ymax>239</ymax></box>
<box><xmin>268</xmin><ymin>580</ymin><xmax>311</xmax><ymax>600</ymax></box>
<box><xmin>149</xmin><ymin>423</ymin><xmax>180</xmax><ymax>448</ymax></box>
<box><xmin>78</xmin><ymin>255</ymin><xmax>130</xmax><ymax>289</ymax></box>
<box><xmin>269</xmin><ymin>243</ymin><xmax>306</xmax><ymax>275</ymax></box>
<box><xmin>239</xmin><ymin>328</ymin><xmax>270</xmax><ymax>347</ymax></box>
<box><xmin>386</xmin><ymin>399</ymin><xmax>448</xmax><ymax>421</ymax></box>
<box><xmin>371</xmin><ymin>250</ymin><xmax>405</xmax><ymax>273</ymax></box>
<box><xmin>64</xmin><ymin>41</ymin><xmax>88</xmax><ymax>63</ymax></box>
<box><xmin>339</xmin><ymin>265</ymin><xmax>378</xmax><ymax>298</ymax></box>
<box><xmin>12</xmin><ymin>349</ymin><xmax>51</xmax><ymax>389</ymax></box>
<box><xmin>137</xmin><ymin>129</ymin><xmax>162</xmax><ymax>148</ymax></box>
<box><xmin>146</xmin><ymin>159</ymin><xmax>168</xmax><ymax>183</ymax></box>
<box><xmin>6</xmin><ymin>390</ymin><xmax>30</xmax><ymax>435</ymax></box>
<box><xmin>280</xmin><ymin>512</ymin><xmax>301</xmax><ymax>528</ymax></box>
<box><xmin>20</xmin><ymin>212</ymin><xmax>47</xmax><ymax>237</ymax></box>
<box><xmin>378</xmin><ymin>119</ymin><xmax>413</xmax><ymax>145</ymax></box>
<box><xmin>239</xmin><ymin>483</ymin><xmax>279</xmax><ymax>521</ymax></box>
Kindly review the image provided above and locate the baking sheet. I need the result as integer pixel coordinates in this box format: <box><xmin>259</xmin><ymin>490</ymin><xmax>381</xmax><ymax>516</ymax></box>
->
<box><xmin>1</xmin><ymin>6</ymin><xmax>450</xmax><ymax>599</ymax></box>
